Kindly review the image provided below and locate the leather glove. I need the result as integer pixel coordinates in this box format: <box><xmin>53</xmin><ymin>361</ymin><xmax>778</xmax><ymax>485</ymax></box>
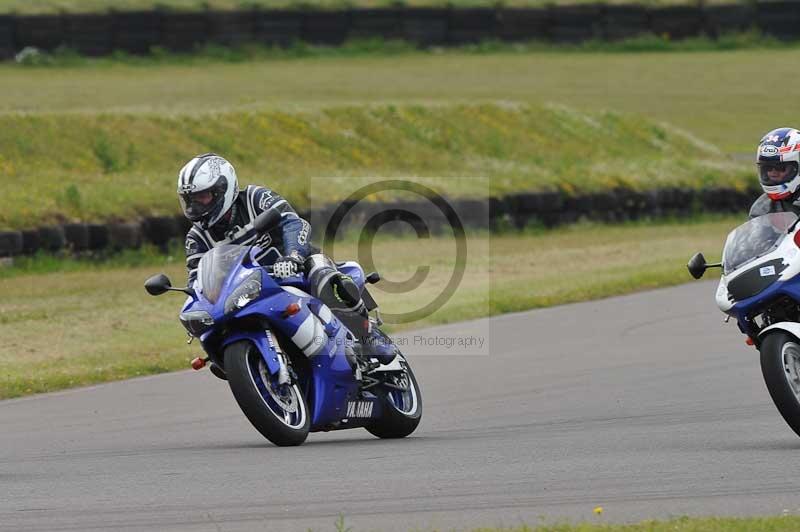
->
<box><xmin>273</xmin><ymin>253</ymin><xmax>304</xmax><ymax>279</ymax></box>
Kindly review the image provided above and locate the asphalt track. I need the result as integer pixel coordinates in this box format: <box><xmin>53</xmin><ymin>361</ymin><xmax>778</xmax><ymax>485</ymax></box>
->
<box><xmin>4</xmin><ymin>281</ymin><xmax>800</xmax><ymax>532</ymax></box>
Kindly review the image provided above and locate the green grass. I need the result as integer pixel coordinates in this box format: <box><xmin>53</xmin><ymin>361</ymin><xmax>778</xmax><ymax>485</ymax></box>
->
<box><xmin>0</xmin><ymin>0</ymin><xmax>746</xmax><ymax>14</ymax></box>
<box><xmin>471</xmin><ymin>516</ymin><xmax>800</xmax><ymax>531</ymax></box>
<box><xmin>0</xmin><ymin>245</ymin><xmax>178</xmax><ymax>278</ymax></box>
<box><xmin>3</xmin><ymin>42</ymin><xmax>787</xmax><ymax>230</ymax></box>
<box><xmin>0</xmin><ymin>46</ymin><xmax>793</xmax><ymax>154</ymax></box>
<box><xmin>0</xmin><ymin>218</ymin><xmax>732</xmax><ymax>399</ymax></box>
<box><xmin>0</xmin><ymin>102</ymin><xmax>749</xmax><ymax>230</ymax></box>
<box><xmin>9</xmin><ymin>32</ymin><xmax>789</xmax><ymax>68</ymax></box>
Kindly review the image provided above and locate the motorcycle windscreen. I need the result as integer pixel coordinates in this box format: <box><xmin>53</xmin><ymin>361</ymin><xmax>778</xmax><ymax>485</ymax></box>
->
<box><xmin>722</xmin><ymin>212</ymin><xmax>797</xmax><ymax>274</ymax></box>
<box><xmin>196</xmin><ymin>244</ymin><xmax>247</xmax><ymax>304</ymax></box>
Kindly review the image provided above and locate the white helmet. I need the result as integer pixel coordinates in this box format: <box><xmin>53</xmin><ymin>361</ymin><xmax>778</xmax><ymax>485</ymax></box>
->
<box><xmin>757</xmin><ymin>128</ymin><xmax>800</xmax><ymax>200</ymax></box>
<box><xmin>177</xmin><ymin>153</ymin><xmax>238</xmax><ymax>229</ymax></box>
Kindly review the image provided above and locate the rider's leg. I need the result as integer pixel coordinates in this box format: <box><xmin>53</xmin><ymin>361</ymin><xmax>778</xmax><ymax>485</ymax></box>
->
<box><xmin>304</xmin><ymin>254</ymin><xmax>397</xmax><ymax>365</ymax></box>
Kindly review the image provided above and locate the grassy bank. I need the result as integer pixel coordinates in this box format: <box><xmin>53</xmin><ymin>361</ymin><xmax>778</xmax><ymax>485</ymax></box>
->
<box><xmin>0</xmin><ymin>47</ymin><xmax>793</xmax><ymax>153</ymax></box>
<box><xmin>0</xmin><ymin>218</ymin><xmax>733</xmax><ymax>399</ymax></box>
<box><xmin>0</xmin><ymin>102</ymin><xmax>747</xmax><ymax>230</ymax></box>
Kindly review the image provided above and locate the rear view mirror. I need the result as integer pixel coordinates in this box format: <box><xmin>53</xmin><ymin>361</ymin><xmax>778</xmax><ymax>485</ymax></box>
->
<box><xmin>687</xmin><ymin>253</ymin><xmax>708</xmax><ymax>279</ymax></box>
<box><xmin>253</xmin><ymin>208</ymin><xmax>282</xmax><ymax>233</ymax></box>
<box><xmin>144</xmin><ymin>274</ymin><xmax>172</xmax><ymax>296</ymax></box>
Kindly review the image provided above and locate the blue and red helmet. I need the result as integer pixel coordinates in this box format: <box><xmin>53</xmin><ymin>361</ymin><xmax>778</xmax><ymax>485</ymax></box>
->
<box><xmin>757</xmin><ymin>128</ymin><xmax>800</xmax><ymax>200</ymax></box>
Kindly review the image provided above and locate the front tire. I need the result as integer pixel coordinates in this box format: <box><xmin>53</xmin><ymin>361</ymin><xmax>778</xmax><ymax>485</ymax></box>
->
<box><xmin>760</xmin><ymin>332</ymin><xmax>800</xmax><ymax>438</ymax></box>
<box><xmin>225</xmin><ymin>340</ymin><xmax>310</xmax><ymax>446</ymax></box>
<box><xmin>365</xmin><ymin>356</ymin><xmax>422</xmax><ymax>439</ymax></box>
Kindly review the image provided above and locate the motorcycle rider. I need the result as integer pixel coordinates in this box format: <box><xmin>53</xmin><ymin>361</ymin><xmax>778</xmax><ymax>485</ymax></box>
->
<box><xmin>179</xmin><ymin>153</ymin><xmax>311</xmax><ymax>285</ymax></box>
<box><xmin>177</xmin><ymin>153</ymin><xmax>396</xmax><ymax>373</ymax></box>
<box><xmin>749</xmin><ymin>127</ymin><xmax>800</xmax><ymax>218</ymax></box>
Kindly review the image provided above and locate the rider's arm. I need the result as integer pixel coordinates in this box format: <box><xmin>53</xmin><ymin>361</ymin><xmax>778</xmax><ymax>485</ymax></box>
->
<box><xmin>184</xmin><ymin>231</ymin><xmax>209</xmax><ymax>285</ymax></box>
<box><xmin>250</xmin><ymin>187</ymin><xmax>312</xmax><ymax>259</ymax></box>
<box><xmin>279</xmin><ymin>214</ymin><xmax>312</xmax><ymax>258</ymax></box>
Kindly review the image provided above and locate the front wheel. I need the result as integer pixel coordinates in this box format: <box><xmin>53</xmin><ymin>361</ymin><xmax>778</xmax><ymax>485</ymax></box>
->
<box><xmin>760</xmin><ymin>332</ymin><xmax>800</xmax><ymax>438</ymax></box>
<box><xmin>365</xmin><ymin>356</ymin><xmax>422</xmax><ymax>439</ymax></box>
<box><xmin>225</xmin><ymin>340</ymin><xmax>310</xmax><ymax>446</ymax></box>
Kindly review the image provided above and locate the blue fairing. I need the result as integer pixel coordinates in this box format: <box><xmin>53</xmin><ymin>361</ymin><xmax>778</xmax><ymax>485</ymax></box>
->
<box><xmin>182</xmin><ymin>245</ymin><xmax>374</xmax><ymax>429</ymax></box>
<box><xmin>221</xmin><ymin>331</ymin><xmax>282</xmax><ymax>376</ymax></box>
<box><xmin>730</xmin><ymin>276</ymin><xmax>800</xmax><ymax>331</ymax></box>
<box><xmin>229</xmin><ymin>291</ymin><xmax>359</xmax><ymax>427</ymax></box>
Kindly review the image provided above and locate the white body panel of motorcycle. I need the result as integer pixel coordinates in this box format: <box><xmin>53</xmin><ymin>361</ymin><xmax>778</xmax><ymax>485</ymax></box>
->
<box><xmin>759</xmin><ymin>321</ymin><xmax>800</xmax><ymax>340</ymax></box>
<box><xmin>716</xmin><ymin>276</ymin><xmax>733</xmax><ymax>312</ymax></box>
<box><xmin>716</xmin><ymin>225</ymin><xmax>800</xmax><ymax>313</ymax></box>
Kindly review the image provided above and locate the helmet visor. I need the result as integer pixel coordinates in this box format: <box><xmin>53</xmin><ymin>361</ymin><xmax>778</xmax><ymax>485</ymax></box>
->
<box><xmin>759</xmin><ymin>161</ymin><xmax>799</xmax><ymax>186</ymax></box>
<box><xmin>179</xmin><ymin>177</ymin><xmax>228</xmax><ymax>222</ymax></box>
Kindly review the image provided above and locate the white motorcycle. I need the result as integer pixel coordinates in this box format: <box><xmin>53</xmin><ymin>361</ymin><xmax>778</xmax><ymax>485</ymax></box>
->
<box><xmin>689</xmin><ymin>212</ymin><xmax>800</xmax><ymax>437</ymax></box>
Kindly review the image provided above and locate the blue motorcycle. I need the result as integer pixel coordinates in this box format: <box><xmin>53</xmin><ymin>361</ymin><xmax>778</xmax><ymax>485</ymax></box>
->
<box><xmin>145</xmin><ymin>209</ymin><xmax>422</xmax><ymax>446</ymax></box>
<box><xmin>689</xmin><ymin>211</ymin><xmax>800</xmax><ymax>437</ymax></box>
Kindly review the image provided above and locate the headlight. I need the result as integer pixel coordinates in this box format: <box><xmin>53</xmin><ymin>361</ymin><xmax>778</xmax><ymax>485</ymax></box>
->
<box><xmin>224</xmin><ymin>270</ymin><xmax>262</xmax><ymax>314</ymax></box>
<box><xmin>179</xmin><ymin>310</ymin><xmax>215</xmax><ymax>336</ymax></box>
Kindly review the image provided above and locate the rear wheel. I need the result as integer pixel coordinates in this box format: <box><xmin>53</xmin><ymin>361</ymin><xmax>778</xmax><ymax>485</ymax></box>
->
<box><xmin>365</xmin><ymin>355</ymin><xmax>422</xmax><ymax>439</ymax></box>
<box><xmin>225</xmin><ymin>340</ymin><xmax>309</xmax><ymax>446</ymax></box>
<box><xmin>760</xmin><ymin>332</ymin><xmax>800</xmax><ymax>438</ymax></box>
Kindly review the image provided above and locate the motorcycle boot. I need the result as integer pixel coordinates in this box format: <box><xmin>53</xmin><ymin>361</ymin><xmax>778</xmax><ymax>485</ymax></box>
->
<box><xmin>359</xmin><ymin>320</ymin><xmax>399</xmax><ymax>366</ymax></box>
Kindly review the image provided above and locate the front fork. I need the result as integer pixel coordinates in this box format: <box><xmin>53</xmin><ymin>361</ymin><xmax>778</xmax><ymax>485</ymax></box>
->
<box><xmin>220</xmin><ymin>329</ymin><xmax>285</xmax><ymax>380</ymax></box>
<box><xmin>265</xmin><ymin>329</ymin><xmax>291</xmax><ymax>385</ymax></box>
